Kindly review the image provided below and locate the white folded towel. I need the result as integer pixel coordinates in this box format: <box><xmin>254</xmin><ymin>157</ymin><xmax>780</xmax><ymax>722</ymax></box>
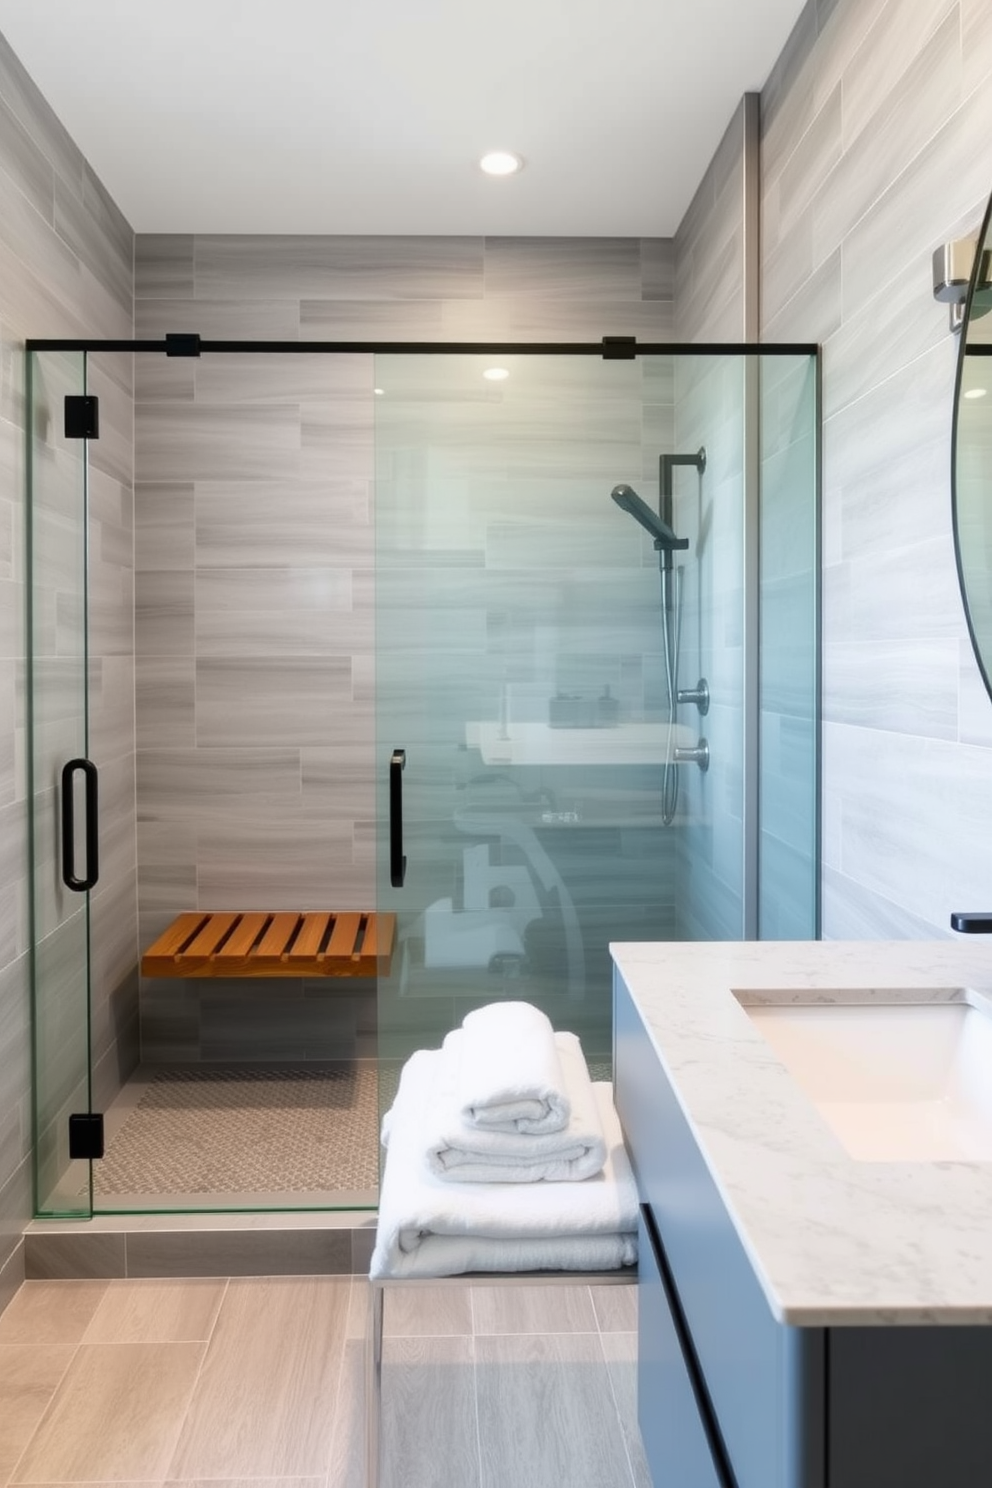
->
<box><xmin>425</xmin><ymin>1030</ymin><xmax>606</xmax><ymax>1182</ymax></box>
<box><xmin>370</xmin><ymin>1048</ymin><xmax>638</xmax><ymax>1280</ymax></box>
<box><xmin>456</xmin><ymin>1001</ymin><xmax>570</xmax><ymax>1134</ymax></box>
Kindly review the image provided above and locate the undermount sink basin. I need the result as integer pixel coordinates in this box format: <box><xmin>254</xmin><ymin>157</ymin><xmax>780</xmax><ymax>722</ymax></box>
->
<box><xmin>738</xmin><ymin>993</ymin><xmax>992</xmax><ymax>1161</ymax></box>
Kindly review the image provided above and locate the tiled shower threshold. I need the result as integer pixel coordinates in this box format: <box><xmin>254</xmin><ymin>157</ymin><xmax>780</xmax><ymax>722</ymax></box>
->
<box><xmin>28</xmin><ymin>1059</ymin><xmax>381</xmax><ymax>1281</ymax></box>
<box><xmin>24</xmin><ymin>1207</ymin><xmax>378</xmax><ymax>1280</ymax></box>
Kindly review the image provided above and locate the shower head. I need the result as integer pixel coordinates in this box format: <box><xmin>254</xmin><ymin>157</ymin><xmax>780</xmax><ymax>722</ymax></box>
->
<box><xmin>611</xmin><ymin>484</ymin><xmax>689</xmax><ymax>552</ymax></box>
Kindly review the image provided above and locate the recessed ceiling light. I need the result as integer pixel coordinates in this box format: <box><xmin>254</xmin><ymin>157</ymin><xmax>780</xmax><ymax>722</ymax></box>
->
<box><xmin>483</xmin><ymin>367</ymin><xmax>510</xmax><ymax>381</ymax></box>
<box><xmin>479</xmin><ymin>151</ymin><xmax>523</xmax><ymax>177</ymax></box>
<box><xmin>374</xmin><ymin>387</ymin><xmax>385</xmax><ymax>396</ymax></box>
<box><xmin>965</xmin><ymin>387</ymin><xmax>987</xmax><ymax>399</ymax></box>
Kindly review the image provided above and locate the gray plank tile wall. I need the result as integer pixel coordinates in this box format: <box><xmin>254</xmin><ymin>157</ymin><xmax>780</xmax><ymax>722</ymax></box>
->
<box><xmin>674</xmin><ymin>98</ymin><xmax>749</xmax><ymax>343</ymax></box>
<box><xmin>761</xmin><ymin>0</ymin><xmax>992</xmax><ymax>936</ymax></box>
<box><xmin>133</xmin><ymin>234</ymin><xmax>675</xmax><ymax>1060</ymax></box>
<box><xmin>0</xmin><ymin>30</ymin><xmax>134</xmax><ymax>1289</ymax></box>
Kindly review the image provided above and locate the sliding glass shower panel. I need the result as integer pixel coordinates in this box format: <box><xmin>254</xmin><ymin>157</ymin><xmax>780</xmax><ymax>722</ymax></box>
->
<box><xmin>27</xmin><ymin>350</ymin><xmax>93</xmax><ymax>1217</ymax></box>
<box><xmin>668</xmin><ymin>353</ymin><xmax>747</xmax><ymax>941</ymax></box>
<box><xmin>373</xmin><ymin>352</ymin><xmax>714</xmax><ymax>1076</ymax></box>
<box><xmin>758</xmin><ymin>353</ymin><xmax>819</xmax><ymax>937</ymax></box>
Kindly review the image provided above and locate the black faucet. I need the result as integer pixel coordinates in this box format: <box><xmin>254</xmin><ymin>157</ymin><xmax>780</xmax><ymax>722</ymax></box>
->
<box><xmin>950</xmin><ymin>912</ymin><xmax>992</xmax><ymax>932</ymax></box>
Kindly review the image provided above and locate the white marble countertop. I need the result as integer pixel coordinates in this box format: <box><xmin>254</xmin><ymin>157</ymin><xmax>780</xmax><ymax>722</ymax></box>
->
<box><xmin>610</xmin><ymin>939</ymin><xmax>992</xmax><ymax>1326</ymax></box>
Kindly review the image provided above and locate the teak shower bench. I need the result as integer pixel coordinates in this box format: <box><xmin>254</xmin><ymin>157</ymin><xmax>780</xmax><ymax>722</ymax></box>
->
<box><xmin>140</xmin><ymin>910</ymin><xmax>395</xmax><ymax>980</ymax></box>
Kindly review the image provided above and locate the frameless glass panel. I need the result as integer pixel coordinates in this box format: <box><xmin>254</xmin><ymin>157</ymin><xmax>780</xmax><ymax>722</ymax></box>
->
<box><xmin>373</xmin><ymin>352</ymin><xmax>756</xmax><ymax>1126</ymax></box>
<box><xmin>669</xmin><ymin>353</ymin><xmax>747</xmax><ymax>940</ymax></box>
<box><xmin>28</xmin><ymin>349</ymin><xmax>93</xmax><ymax>1217</ymax></box>
<box><xmin>759</xmin><ymin>352</ymin><xmax>819</xmax><ymax>938</ymax></box>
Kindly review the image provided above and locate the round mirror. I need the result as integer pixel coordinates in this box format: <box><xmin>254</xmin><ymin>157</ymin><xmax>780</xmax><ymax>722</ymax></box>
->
<box><xmin>953</xmin><ymin>193</ymin><xmax>992</xmax><ymax>701</ymax></box>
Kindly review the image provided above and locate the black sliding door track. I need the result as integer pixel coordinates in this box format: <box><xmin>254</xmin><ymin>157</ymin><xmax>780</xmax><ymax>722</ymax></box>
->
<box><xmin>26</xmin><ymin>337</ymin><xmax>819</xmax><ymax>356</ymax></box>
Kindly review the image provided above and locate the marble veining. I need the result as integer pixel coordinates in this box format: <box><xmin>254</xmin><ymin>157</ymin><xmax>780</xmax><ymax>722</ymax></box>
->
<box><xmin>613</xmin><ymin>938</ymin><xmax>992</xmax><ymax>1324</ymax></box>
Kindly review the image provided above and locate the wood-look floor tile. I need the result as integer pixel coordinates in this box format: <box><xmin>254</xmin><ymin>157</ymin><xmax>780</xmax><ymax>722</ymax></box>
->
<box><xmin>165</xmin><ymin>1479</ymin><xmax>325</xmax><ymax>1488</ymax></box>
<box><xmin>381</xmin><ymin>1336</ymin><xmax>479</xmax><ymax>1488</ymax></box>
<box><xmin>0</xmin><ymin>1345</ymin><xmax>76</xmax><ymax>1486</ymax></box>
<box><xmin>10</xmin><ymin>1341</ymin><xmax>205</xmax><ymax>1484</ymax></box>
<box><xmin>471</xmin><ymin>1283</ymin><xmax>597</xmax><ymax>1336</ymax></box>
<box><xmin>167</xmin><ymin>1276</ymin><xmax>349</xmax><ymax>1479</ymax></box>
<box><xmin>591</xmin><ymin>1283</ymin><xmax>637</xmax><ymax>1334</ymax></box>
<box><xmin>384</xmin><ymin>1284</ymin><xmax>473</xmax><ymax>1338</ymax></box>
<box><xmin>600</xmin><ymin>1333</ymin><xmax>651</xmax><ymax>1488</ymax></box>
<box><xmin>17</xmin><ymin>1482</ymin><xmax>324</xmax><ymax>1488</ymax></box>
<box><xmin>344</xmin><ymin>1276</ymin><xmax>367</xmax><ymax>1342</ymax></box>
<box><xmin>83</xmin><ymin>1279</ymin><xmax>227</xmax><ymax>1343</ymax></box>
<box><xmin>476</xmin><ymin>1333</ymin><xmax>633</xmax><ymax>1488</ymax></box>
<box><xmin>0</xmin><ymin>1281</ymin><xmax>108</xmax><ymax>1345</ymax></box>
<box><xmin>326</xmin><ymin>1336</ymin><xmax>364</xmax><ymax>1488</ymax></box>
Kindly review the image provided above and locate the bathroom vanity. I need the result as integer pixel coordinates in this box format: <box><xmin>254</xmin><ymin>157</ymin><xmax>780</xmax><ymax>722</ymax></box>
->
<box><xmin>612</xmin><ymin>940</ymin><xmax>992</xmax><ymax>1488</ymax></box>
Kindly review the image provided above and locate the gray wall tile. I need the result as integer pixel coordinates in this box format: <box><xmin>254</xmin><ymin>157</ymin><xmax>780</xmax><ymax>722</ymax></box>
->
<box><xmin>194</xmin><ymin>234</ymin><xmax>485</xmax><ymax>301</ymax></box>
<box><xmin>483</xmin><ymin>238</ymin><xmax>641</xmax><ymax>299</ymax></box>
<box><xmin>0</xmin><ymin>26</ymin><xmax>134</xmax><ymax>1259</ymax></box>
<box><xmin>136</xmin><ymin>294</ymin><xmax>302</xmax><ymax>339</ymax></box>
<box><xmin>136</xmin><ymin>403</ymin><xmax>302</xmax><ymax>483</ymax></box>
<box><xmin>761</xmin><ymin>0</ymin><xmax>992</xmax><ymax>936</ymax></box>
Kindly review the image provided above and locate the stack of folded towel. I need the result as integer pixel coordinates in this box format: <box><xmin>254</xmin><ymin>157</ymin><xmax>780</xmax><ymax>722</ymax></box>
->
<box><xmin>422</xmin><ymin>1002</ymin><xmax>608</xmax><ymax>1183</ymax></box>
<box><xmin>370</xmin><ymin>1000</ymin><xmax>639</xmax><ymax>1278</ymax></box>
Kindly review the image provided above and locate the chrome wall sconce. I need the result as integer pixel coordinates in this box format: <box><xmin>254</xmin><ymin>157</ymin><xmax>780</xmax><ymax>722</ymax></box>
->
<box><xmin>932</xmin><ymin>236</ymin><xmax>992</xmax><ymax>332</ymax></box>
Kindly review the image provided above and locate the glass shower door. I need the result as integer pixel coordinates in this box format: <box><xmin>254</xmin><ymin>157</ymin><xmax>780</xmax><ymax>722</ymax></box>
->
<box><xmin>373</xmin><ymin>352</ymin><xmax>703</xmax><ymax>1079</ymax></box>
<box><xmin>27</xmin><ymin>349</ymin><xmax>95</xmax><ymax>1217</ymax></box>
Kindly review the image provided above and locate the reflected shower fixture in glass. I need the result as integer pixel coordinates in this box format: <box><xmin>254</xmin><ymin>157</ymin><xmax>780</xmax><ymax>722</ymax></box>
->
<box><xmin>610</xmin><ymin>449</ymin><xmax>708</xmax><ymax>825</ymax></box>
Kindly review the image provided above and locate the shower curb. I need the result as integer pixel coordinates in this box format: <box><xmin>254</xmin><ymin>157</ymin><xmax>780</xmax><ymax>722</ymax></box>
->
<box><xmin>23</xmin><ymin>1211</ymin><xmax>376</xmax><ymax>1279</ymax></box>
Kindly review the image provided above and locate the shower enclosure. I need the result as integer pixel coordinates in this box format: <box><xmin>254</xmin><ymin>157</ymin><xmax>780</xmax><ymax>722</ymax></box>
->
<box><xmin>26</xmin><ymin>338</ymin><xmax>819</xmax><ymax>1220</ymax></box>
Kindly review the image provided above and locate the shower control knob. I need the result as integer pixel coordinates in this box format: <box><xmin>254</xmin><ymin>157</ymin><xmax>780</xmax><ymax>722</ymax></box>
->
<box><xmin>676</xmin><ymin>678</ymin><xmax>710</xmax><ymax>716</ymax></box>
<box><xmin>673</xmin><ymin>738</ymin><xmax>710</xmax><ymax>773</ymax></box>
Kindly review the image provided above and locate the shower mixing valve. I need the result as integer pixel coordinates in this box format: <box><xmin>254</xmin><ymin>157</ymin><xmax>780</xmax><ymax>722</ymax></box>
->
<box><xmin>673</xmin><ymin>738</ymin><xmax>710</xmax><ymax>773</ymax></box>
<box><xmin>677</xmin><ymin>678</ymin><xmax>710</xmax><ymax>716</ymax></box>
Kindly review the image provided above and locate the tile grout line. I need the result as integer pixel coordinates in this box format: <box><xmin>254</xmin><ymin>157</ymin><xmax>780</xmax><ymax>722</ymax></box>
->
<box><xmin>590</xmin><ymin>1283</ymin><xmax>643</xmax><ymax>1488</ymax></box>
<box><xmin>160</xmin><ymin>1275</ymin><xmax>230</xmax><ymax>1481</ymax></box>
<box><xmin>322</xmin><ymin>1274</ymin><xmax>356</xmax><ymax>1486</ymax></box>
<box><xmin>470</xmin><ymin>1316</ymin><xmax>484</xmax><ymax>1488</ymax></box>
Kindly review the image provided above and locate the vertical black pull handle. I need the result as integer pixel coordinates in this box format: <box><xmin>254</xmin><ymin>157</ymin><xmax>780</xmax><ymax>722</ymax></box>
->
<box><xmin>390</xmin><ymin>749</ymin><xmax>406</xmax><ymax>888</ymax></box>
<box><xmin>61</xmin><ymin>758</ymin><xmax>99</xmax><ymax>892</ymax></box>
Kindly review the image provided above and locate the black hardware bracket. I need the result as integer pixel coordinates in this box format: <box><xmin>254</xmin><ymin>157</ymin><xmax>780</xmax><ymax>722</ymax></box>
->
<box><xmin>165</xmin><ymin>332</ymin><xmax>202</xmax><ymax>357</ymax></box>
<box><xmin>68</xmin><ymin>1113</ymin><xmax>104</xmax><ymax>1160</ymax></box>
<box><xmin>64</xmin><ymin>395</ymin><xmax>99</xmax><ymax>440</ymax></box>
<box><xmin>602</xmin><ymin>335</ymin><xmax>637</xmax><ymax>359</ymax></box>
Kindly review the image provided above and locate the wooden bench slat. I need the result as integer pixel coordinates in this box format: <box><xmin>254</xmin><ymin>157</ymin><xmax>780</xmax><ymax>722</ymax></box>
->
<box><xmin>179</xmin><ymin>911</ymin><xmax>241</xmax><ymax>968</ymax></box>
<box><xmin>253</xmin><ymin>912</ymin><xmax>304</xmax><ymax>966</ymax></box>
<box><xmin>141</xmin><ymin>910</ymin><xmax>394</xmax><ymax>978</ymax></box>
<box><xmin>140</xmin><ymin>912</ymin><xmax>211</xmax><ymax>975</ymax></box>
<box><xmin>211</xmin><ymin>912</ymin><xmax>271</xmax><ymax>970</ymax></box>
<box><xmin>325</xmin><ymin>912</ymin><xmax>363</xmax><ymax>964</ymax></box>
<box><xmin>288</xmin><ymin>911</ymin><xmax>333</xmax><ymax>963</ymax></box>
<box><xmin>358</xmin><ymin>912</ymin><xmax>396</xmax><ymax>972</ymax></box>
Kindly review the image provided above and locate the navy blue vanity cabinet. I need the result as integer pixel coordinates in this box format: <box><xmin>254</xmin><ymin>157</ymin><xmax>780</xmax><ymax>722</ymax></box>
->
<box><xmin>614</xmin><ymin>967</ymin><xmax>992</xmax><ymax>1488</ymax></box>
<box><xmin>637</xmin><ymin>1204</ymin><xmax>724</xmax><ymax>1487</ymax></box>
<box><xmin>614</xmin><ymin>969</ymin><xmax>824</xmax><ymax>1488</ymax></box>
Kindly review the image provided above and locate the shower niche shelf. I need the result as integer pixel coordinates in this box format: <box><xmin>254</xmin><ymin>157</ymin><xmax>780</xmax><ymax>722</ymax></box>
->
<box><xmin>141</xmin><ymin>909</ymin><xmax>395</xmax><ymax>979</ymax></box>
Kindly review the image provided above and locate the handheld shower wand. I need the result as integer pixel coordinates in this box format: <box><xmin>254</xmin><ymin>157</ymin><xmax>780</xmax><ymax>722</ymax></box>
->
<box><xmin>611</xmin><ymin>452</ymin><xmax>706</xmax><ymax>825</ymax></box>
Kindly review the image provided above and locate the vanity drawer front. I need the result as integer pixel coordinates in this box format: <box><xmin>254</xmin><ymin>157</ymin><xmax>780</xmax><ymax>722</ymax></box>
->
<box><xmin>615</xmin><ymin>970</ymin><xmax>824</xmax><ymax>1488</ymax></box>
<box><xmin>638</xmin><ymin>1205</ymin><xmax>727</xmax><ymax>1488</ymax></box>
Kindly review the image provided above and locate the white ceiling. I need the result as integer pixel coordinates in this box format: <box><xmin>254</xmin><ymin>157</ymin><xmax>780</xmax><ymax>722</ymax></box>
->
<box><xmin>0</xmin><ymin>0</ymin><xmax>808</xmax><ymax>237</ymax></box>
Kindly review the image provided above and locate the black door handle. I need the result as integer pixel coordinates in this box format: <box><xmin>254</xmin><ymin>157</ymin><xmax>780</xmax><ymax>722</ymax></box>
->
<box><xmin>390</xmin><ymin>749</ymin><xmax>406</xmax><ymax>888</ymax></box>
<box><xmin>61</xmin><ymin>758</ymin><xmax>99</xmax><ymax>892</ymax></box>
